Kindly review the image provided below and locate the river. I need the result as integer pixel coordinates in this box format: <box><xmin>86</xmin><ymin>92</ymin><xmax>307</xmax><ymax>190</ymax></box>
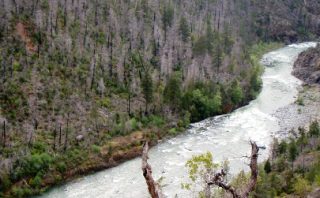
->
<box><xmin>39</xmin><ymin>42</ymin><xmax>317</xmax><ymax>198</ymax></box>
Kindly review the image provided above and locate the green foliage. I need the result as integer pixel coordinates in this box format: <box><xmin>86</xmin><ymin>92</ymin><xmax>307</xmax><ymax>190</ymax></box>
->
<box><xmin>293</xmin><ymin>176</ymin><xmax>311</xmax><ymax>197</ymax></box>
<box><xmin>231</xmin><ymin>170</ymin><xmax>249</xmax><ymax>189</ymax></box>
<box><xmin>56</xmin><ymin>162</ymin><xmax>67</xmax><ymax>173</ymax></box>
<box><xmin>129</xmin><ymin>118</ymin><xmax>139</xmax><ymax>131</ymax></box>
<box><xmin>182</xmin><ymin>152</ymin><xmax>226</xmax><ymax>196</ymax></box>
<box><xmin>230</xmin><ymin>80</ymin><xmax>244</xmax><ymax>105</ymax></box>
<box><xmin>111</xmin><ymin>121</ymin><xmax>125</xmax><ymax>136</ymax></box>
<box><xmin>264</xmin><ymin>159</ymin><xmax>272</xmax><ymax>174</ymax></box>
<box><xmin>0</xmin><ymin>174</ymin><xmax>12</xmax><ymax>191</ymax></box>
<box><xmin>309</xmin><ymin>120</ymin><xmax>320</xmax><ymax>137</ymax></box>
<box><xmin>193</xmin><ymin>36</ymin><xmax>208</xmax><ymax>56</ymax></box>
<box><xmin>168</xmin><ymin>127</ymin><xmax>178</xmax><ymax>136</ymax></box>
<box><xmin>0</xmin><ymin>81</ymin><xmax>29</xmax><ymax>121</ymax></box>
<box><xmin>141</xmin><ymin>70</ymin><xmax>153</xmax><ymax>111</ymax></box>
<box><xmin>147</xmin><ymin>115</ymin><xmax>165</xmax><ymax>128</ymax></box>
<box><xmin>162</xmin><ymin>3</ymin><xmax>174</xmax><ymax>30</ymax></box>
<box><xmin>179</xmin><ymin>17</ymin><xmax>190</xmax><ymax>42</ymax></box>
<box><xmin>99</xmin><ymin>97</ymin><xmax>111</xmax><ymax>108</ymax></box>
<box><xmin>181</xmin><ymin>83</ymin><xmax>222</xmax><ymax>122</ymax></box>
<box><xmin>30</xmin><ymin>174</ymin><xmax>42</xmax><ymax>188</ymax></box>
<box><xmin>206</xmin><ymin>20</ymin><xmax>215</xmax><ymax>54</ymax></box>
<box><xmin>278</xmin><ymin>141</ymin><xmax>287</xmax><ymax>154</ymax></box>
<box><xmin>296</xmin><ymin>97</ymin><xmax>304</xmax><ymax>106</ymax></box>
<box><xmin>40</xmin><ymin>0</ymin><xmax>49</xmax><ymax>10</ymax></box>
<box><xmin>15</xmin><ymin>153</ymin><xmax>52</xmax><ymax>179</ymax></box>
<box><xmin>92</xmin><ymin>145</ymin><xmax>101</xmax><ymax>154</ymax></box>
<box><xmin>163</xmin><ymin>72</ymin><xmax>182</xmax><ymax>107</ymax></box>
<box><xmin>185</xmin><ymin>152</ymin><xmax>217</xmax><ymax>182</ymax></box>
<box><xmin>222</xmin><ymin>24</ymin><xmax>234</xmax><ymax>55</ymax></box>
<box><xmin>12</xmin><ymin>187</ymin><xmax>24</xmax><ymax>198</ymax></box>
<box><xmin>253</xmin><ymin>121</ymin><xmax>320</xmax><ymax>197</ymax></box>
<box><xmin>249</xmin><ymin>65</ymin><xmax>263</xmax><ymax>98</ymax></box>
<box><xmin>288</xmin><ymin>140</ymin><xmax>298</xmax><ymax>165</ymax></box>
<box><xmin>31</xmin><ymin>141</ymin><xmax>48</xmax><ymax>154</ymax></box>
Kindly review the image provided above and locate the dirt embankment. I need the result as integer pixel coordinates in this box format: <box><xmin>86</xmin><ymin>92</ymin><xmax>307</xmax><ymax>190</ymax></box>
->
<box><xmin>293</xmin><ymin>44</ymin><xmax>320</xmax><ymax>85</ymax></box>
<box><xmin>15</xmin><ymin>22</ymin><xmax>37</xmax><ymax>53</ymax></box>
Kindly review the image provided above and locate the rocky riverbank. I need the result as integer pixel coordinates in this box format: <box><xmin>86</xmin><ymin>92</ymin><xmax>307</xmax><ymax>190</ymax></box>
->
<box><xmin>274</xmin><ymin>43</ymin><xmax>320</xmax><ymax>137</ymax></box>
<box><xmin>293</xmin><ymin>43</ymin><xmax>320</xmax><ymax>84</ymax></box>
<box><xmin>274</xmin><ymin>85</ymin><xmax>320</xmax><ymax>137</ymax></box>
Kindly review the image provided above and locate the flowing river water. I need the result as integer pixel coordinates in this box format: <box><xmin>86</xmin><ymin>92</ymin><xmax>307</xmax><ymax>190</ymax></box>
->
<box><xmin>39</xmin><ymin>42</ymin><xmax>317</xmax><ymax>198</ymax></box>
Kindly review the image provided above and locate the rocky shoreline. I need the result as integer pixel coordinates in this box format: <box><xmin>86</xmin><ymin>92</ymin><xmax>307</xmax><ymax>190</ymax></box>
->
<box><xmin>274</xmin><ymin>43</ymin><xmax>320</xmax><ymax>137</ymax></box>
<box><xmin>273</xmin><ymin>85</ymin><xmax>320</xmax><ymax>137</ymax></box>
<box><xmin>293</xmin><ymin>43</ymin><xmax>320</xmax><ymax>84</ymax></box>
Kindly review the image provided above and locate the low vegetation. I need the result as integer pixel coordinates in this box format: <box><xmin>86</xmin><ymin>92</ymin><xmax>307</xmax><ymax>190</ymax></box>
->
<box><xmin>254</xmin><ymin>121</ymin><xmax>320</xmax><ymax>197</ymax></box>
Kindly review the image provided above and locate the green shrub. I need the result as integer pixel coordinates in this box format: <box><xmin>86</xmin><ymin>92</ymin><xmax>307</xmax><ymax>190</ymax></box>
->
<box><xmin>30</xmin><ymin>174</ymin><xmax>42</xmax><ymax>188</ymax></box>
<box><xmin>99</xmin><ymin>97</ymin><xmax>111</xmax><ymax>108</ymax></box>
<box><xmin>92</xmin><ymin>145</ymin><xmax>101</xmax><ymax>154</ymax></box>
<box><xmin>149</xmin><ymin>115</ymin><xmax>165</xmax><ymax>127</ymax></box>
<box><xmin>129</xmin><ymin>118</ymin><xmax>139</xmax><ymax>131</ymax></box>
<box><xmin>32</xmin><ymin>141</ymin><xmax>48</xmax><ymax>154</ymax></box>
<box><xmin>12</xmin><ymin>187</ymin><xmax>24</xmax><ymax>198</ymax></box>
<box><xmin>169</xmin><ymin>128</ymin><xmax>177</xmax><ymax>135</ymax></box>
<box><xmin>293</xmin><ymin>176</ymin><xmax>311</xmax><ymax>197</ymax></box>
<box><xmin>0</xmin><ymin>174</ymin><xmax>12</xmax><ymax>191</ymax></box>
<box><xmin>56</xmin><ymin>162</ymin><xmax>67</xmax><ymax>173</ymax></box>
<box><xmin>296</xmin><ymin>97</ymin><xmax>304</xmax><ymax>106</ymax></box>
<box><xmin>19</xmin><ymin>153</ymin><xmax>53</xmax><ymax>177</ymax></box>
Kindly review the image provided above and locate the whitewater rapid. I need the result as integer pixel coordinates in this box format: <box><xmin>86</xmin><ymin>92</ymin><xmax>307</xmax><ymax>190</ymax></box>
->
<box><xmin>39</xmin><ymin>42</ymin><xmax>317</xmax><ymax>198</ymax></box>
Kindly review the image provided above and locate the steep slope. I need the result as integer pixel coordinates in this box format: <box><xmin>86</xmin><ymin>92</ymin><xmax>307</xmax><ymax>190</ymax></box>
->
<box><xmin>293</xmin><ymin>44</ymin><xmax>320</xmax><ymax>84</ymax></box>
<box><xmin>0</xmin><ymin>0</ymin><xmax>319</xmax><ymax>197</ymax></box>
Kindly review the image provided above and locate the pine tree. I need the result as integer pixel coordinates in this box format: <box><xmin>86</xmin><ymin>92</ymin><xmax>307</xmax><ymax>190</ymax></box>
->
<box><xmin>179</xmin><ymin>17</ymin><xmax>190</xmax><ymax>42</ymax></box>
<box><xmin>141</xmin><ymin>70</ymin><xmax>153</xmax><ymax>114</ymax></box>
<box><xmin>162</xmin><ymin>3</ymin><xmax>174</xmax><ymax>40</ymax></box>
<box><xmin>264</xmin><ymin>159</ymin><xmax>272</xmax><ymax>174</ymax></box>
<box><xmin>289</xmin><ymin>140</ymin><xmax>298</xmax><ymax>169</ymax></box>
<box><xmin>309</xmin><ymin>120</ymin><xmax>319</xmax><ymax>137</ymax></box>
<box><xmin>230</xmin><ymin>80</ymin><xmax>243</xmax><ymax>105</ymax></box>
<box><xmin>206</xmin><ymin>19</ymin><xmax>215</xmax><ymax>54</ymax></box>
<box><xmin>163</xmin><ymin>73</ymin><xmax>182</xmax><ymax>109</ymax></box>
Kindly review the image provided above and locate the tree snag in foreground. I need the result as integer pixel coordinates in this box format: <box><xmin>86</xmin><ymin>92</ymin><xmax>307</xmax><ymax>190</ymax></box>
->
<box><xmin>142</xmin><ymin>141</ymin><xmax>259</xmax><ymax>198</ymax></box>
<box><xmin>206</xmin><ymin>141</ymin><xmax>259</xmax><ymax>198</ymax></box>
<box><xmin>142</xmin><ymin>142</ymin><xmax>164</xmax><ymax>198</ymax></box>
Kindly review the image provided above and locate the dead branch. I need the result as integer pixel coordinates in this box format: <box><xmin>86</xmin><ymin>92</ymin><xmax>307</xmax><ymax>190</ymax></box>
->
<box><xmin>142</xmin><ymin>142</ymin><xmax>164</xmax><ymax>198</ymax></box>
<box><xmin>206</xmin><ymin>141</ymin><xmax>259</xmax><ymax>198</ymax></box>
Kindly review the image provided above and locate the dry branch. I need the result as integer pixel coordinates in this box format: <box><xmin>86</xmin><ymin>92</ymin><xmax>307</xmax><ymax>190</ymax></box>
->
<box><xmin>206</xmin><ymin>141</ymin><xmax>259</xmax><ymax>198</ymax></box>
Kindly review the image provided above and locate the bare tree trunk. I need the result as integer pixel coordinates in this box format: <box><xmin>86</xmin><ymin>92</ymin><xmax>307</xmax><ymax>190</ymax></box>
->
<box><xmin>2</xmin><ymin>120</ymin><xmax>6</xmax><ymax>148</ymax></box>
<box><xmin>53</xmin><ymin>126</ymin><xmax>57</xmax><ymax>151</ymax></box>
<box><xmin>59</xmin><ymin>124</ymin><xmax>62</xmax><ymax>146</ymax></box>
<box><xmin>64</xmin><ymin>0</ymin><xmax>67</xmax><ymax>28</ymax></box>
<box><xmin>142</xmin><ymin>142</ymin><xmax>164</xmax><ymax>198</ymax></box>
<box><xmin>64</xmin><ymin>114</ymin><xmax>69</xmax><ymax>151</ymax></box>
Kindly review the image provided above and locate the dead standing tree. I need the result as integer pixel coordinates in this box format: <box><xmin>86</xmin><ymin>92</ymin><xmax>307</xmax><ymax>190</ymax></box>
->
<box><xmin>141</xmin><ymin>141</ymin><xmax>259</xmax><ymax>198</ymax></box>
<box><xmin>205</xmin><ymin>141</ymin><xmax>259</xmax><ymax>198</ymax></box>
<box><xmin>141</xmin><ymin>142</ymin><xmax>164</xmax><ymax>198</ymax></box>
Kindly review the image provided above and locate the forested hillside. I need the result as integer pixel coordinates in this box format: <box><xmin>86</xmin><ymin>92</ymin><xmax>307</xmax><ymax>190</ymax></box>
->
<box><xmin>0</xmin><ymin>0</ymin><xmax>319</xmax><ymax>197</ymax></box>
